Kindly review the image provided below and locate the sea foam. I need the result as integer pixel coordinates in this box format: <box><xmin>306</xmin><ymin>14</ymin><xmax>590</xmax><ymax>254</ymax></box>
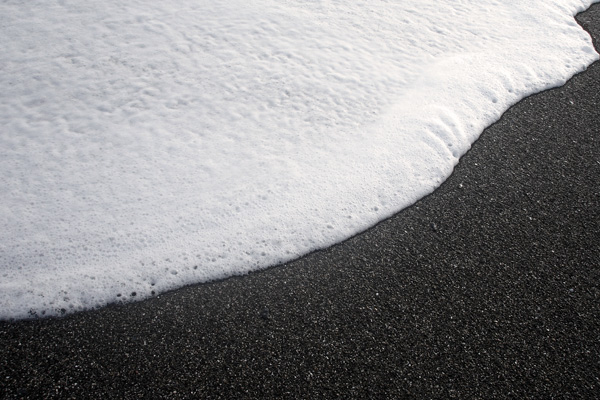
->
<box><xmin>1</xmin><ymin>0</ymin><xmax>598</xmax><ymax>319</ymax></box>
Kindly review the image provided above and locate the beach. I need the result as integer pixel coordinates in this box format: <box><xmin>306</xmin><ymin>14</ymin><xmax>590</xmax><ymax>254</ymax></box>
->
<box><xmin>1</xmin><ymin>3</ymin><xmax>599</xmax><ymax>399</ymax></box>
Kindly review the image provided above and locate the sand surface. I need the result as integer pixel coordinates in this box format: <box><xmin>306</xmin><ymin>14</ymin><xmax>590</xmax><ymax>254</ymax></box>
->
<box><xmin>1</xmin><ymin>4</ymin><xmax>599</xmax><ymax>399</ymax></box>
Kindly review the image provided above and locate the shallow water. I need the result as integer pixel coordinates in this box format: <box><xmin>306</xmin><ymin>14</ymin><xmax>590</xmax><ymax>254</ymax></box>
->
<box><xmin>1</xmin><ymin>0</ymin><xmax>598</xmax><ymax>319</ymax></box>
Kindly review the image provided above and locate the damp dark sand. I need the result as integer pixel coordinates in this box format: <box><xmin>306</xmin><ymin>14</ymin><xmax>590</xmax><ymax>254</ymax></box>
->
<box><xmin>1</xmin><ymin>4</ymin><xmax>600</xmax><ymax>399</ymax></box>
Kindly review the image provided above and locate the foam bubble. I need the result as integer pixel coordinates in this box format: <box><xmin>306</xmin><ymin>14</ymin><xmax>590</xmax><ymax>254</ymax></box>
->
<box><xmin>0</xmin><ymin>0</ymin><xmax>598</xmax><ymax>319</ymax></box>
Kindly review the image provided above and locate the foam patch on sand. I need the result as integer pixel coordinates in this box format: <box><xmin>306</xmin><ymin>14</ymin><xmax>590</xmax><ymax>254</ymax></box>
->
<box><xmin>1</xmin><ymin>0</ymin><xmax>598</xmax><ymax>319</ymax></box>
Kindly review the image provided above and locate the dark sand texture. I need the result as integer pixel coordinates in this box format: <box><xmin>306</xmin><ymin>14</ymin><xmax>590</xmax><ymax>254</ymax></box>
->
<box><xmin>2</xmin><ymin>4</ymin><xmax>600</xmax><ymax>399</ymax></box>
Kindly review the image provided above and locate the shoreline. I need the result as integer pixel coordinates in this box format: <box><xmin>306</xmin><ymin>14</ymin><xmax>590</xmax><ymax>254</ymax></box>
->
<box><xmin>2</xmin><ymin>4</ymin><xmax>600</xmax><ymax>399</ymax></box>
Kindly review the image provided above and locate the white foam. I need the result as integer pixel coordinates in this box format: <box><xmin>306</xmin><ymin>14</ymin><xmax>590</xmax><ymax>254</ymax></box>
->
<box><xmin>1</xmin><ymin>0</ymin><xmax>598</xmax><ymax>319</ymax></box>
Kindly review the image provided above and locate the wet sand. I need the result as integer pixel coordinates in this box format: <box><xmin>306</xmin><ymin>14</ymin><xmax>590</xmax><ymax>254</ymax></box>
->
<box><xmin>1</xmin><ymin>4</ymin><xmax>599</xmax><ymax>399</ymax></box>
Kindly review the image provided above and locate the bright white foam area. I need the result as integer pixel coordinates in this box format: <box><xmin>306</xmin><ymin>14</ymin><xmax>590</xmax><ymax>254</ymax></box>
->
<box><xmin>1</xmin><ymin>0</ymin><xmax>598</xmax><ymax>319</ymax></box>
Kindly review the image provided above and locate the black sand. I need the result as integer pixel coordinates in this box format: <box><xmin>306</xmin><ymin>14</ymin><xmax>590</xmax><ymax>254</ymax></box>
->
<box><xmin>2</xmin><ymin>4</ymin><xmax>600</xmax><ymax>399</ymax></box>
